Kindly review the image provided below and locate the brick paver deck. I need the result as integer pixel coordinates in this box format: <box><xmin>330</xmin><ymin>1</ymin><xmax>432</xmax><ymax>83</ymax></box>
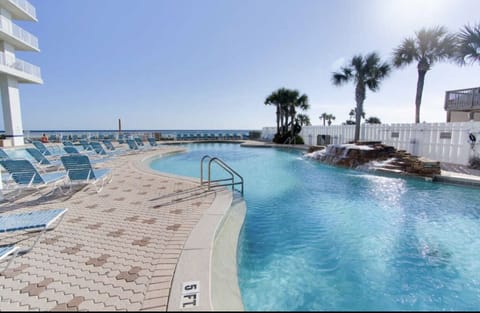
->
<box><xmin>0</xmin><ymin>146</ymin><xmax>217</xmax><ymax>311</ymax></box>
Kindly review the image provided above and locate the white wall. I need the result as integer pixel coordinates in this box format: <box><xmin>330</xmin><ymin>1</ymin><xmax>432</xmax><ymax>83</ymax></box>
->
<box><xmin>261</xmin><ymin>121</ymin><xmax>480</xmax><ymax>165</ymax></box>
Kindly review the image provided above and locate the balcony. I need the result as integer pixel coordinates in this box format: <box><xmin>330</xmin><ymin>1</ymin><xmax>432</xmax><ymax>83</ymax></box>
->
<box><xmin>0</xmin><ymin>0</ymin><xmax>37</xmax><ymax>21</ymax></box>
<box><xmin>0</xmin><ymin>15</ymin><xmax>39</xmax><ymax>51</ymax></box>
<box><xmin>0</xmin><ymin>52</ymin><xmax>42</xmax><ymax>83</ymax></box>
<box><xmin>445</xmin><ymin>87</ymin><xmax>480</xmax><ymax>111</ymax></box>
<box><xmin>8</xmin><ymin>0</ymin><xmax>37</xmax><ymax>22</ymax></box>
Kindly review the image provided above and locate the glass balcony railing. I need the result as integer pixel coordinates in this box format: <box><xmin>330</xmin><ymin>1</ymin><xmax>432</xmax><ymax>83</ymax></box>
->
<box><xmin>8</xmin><ymin>0</ymin><xmax>36</xmax><ymax>19</ymax></box>
<box><xmin>0</xmin><ymin>52</ymin><xmax>41</xmax><ymax>80</ymax></box>
<box><xmin>0</xmin><ymin>15</ymin><xmax>39</xmax><ymax>50</ymax></box>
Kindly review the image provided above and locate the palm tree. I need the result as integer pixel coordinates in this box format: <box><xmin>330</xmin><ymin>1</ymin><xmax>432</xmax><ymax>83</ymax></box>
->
<box><xmin>265</xmin><ymin>88</ymin><xmax>309</xmax><ymax>141</ymax></box>
<box><xmin>320</xmin><ymin>112</ymin><xmax>328</xmax><ymax>126</ymax></box>
<box><xmin>456</xmin><ymin>23</ymin><xmax>480</xmax><ymax>65</ymax></box>
<box><xmin>288</xmin><ymin>91</ymin><xmax>309</xmax><ymax>139</ymax></box>
<box><xmin>296</xmin><ymin>113</ymin><xmax>311</xmax><ymax>126</ymax></box>
<box><xmin>326</xmin><ymin>114</ymin><xmax>336</xmax><ymax>126</ymax></box>
<box><xmin>393</xmin><ymin>26</ymin><xmax>457</xmax><ymax>123</ymax></box>
<box><xmin>265</xmin><ymin>89</ymin><xmax>281</xmax><ymax>136</ymax></box>
<box><xmin>332</xmin><ymin>52</ymin><xmax>390</xmax><ymax>141</ymax></box>
<box><xmin>265</xmin><ymin>87</ymin><xmax>290</xmax><ymax>136</ymax></box>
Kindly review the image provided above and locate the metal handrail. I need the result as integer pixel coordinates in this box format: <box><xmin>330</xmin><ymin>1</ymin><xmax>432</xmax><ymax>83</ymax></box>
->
<box><xmin>200</xmin><ymin>155</ymin><xmax>244</xmax><ymax>196</ymax></box>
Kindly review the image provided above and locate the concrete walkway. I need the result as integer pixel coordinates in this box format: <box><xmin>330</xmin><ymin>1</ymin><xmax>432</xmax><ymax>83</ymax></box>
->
<box><xmin>0</xmin><ymin>146</ymin><xmax>219</xmax><ymax>311</ymax></box>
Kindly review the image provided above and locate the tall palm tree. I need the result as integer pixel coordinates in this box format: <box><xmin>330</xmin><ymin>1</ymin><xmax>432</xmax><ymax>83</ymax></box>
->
<box><xmin>456</xmin><ymin>23</ymin><xmax>480</xmax><ymax>65</ymax></box>
<box><xmin>326</xmin><ymin>114</ymin><xmax>336</xmax><ymax>126</ymax></box>
<box><xmin>287</xmin><ymin>91</ymin><xmax>309</xmax><ymax>139</ymax></box>
<box><xmin>320</xmin><ymin>112</ymin><xmax>328</xmax><ymax>126</ymax></box>
<box><xmin>265</xmin><ymin>87</ymin><xmax>290</xmax><ymax>136</ymax></box>
<box><xmin>393</xmin><ymin>26</ymin><xmax>457</xmax><ymax>123</ymax></box>
<box><xmin>265</xmin><ymin>88</ymin><xmax>308</xmax><ymax>141</ymax></box>
<box><xmin>265</xmin><ymin>90</ymin><xmax>281</xmax><ymax>136</ymax></box>
<box><xmin>332</xmin><ymin>52</ymin><xmax>390</xmax><ymax>141</ymax></box>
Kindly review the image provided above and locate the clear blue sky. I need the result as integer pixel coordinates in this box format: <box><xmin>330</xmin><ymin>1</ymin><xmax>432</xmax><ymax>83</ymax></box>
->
<box><xmin>4</xmin><ymin>0</ymin><xmax>480</xmax><ymax>131</ymax></box>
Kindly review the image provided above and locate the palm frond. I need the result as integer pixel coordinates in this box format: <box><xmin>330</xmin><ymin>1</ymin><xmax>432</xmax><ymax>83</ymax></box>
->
<box><xmin>332</xmin><ymin>67</ymin><xmax>352</xmax><ymax>86</ymax></box>
<box><xmin>456</xmin><ymin>23</ymin><xmax>480</xmax><ymax>65</ymax></box>
<box><xmin>393</xmin><ymin>38</ymin><xmax>417</xmax><ymax>67</ymax></box>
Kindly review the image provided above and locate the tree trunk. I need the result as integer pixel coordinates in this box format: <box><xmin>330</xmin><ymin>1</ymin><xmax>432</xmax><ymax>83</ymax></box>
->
<box><xmin>354</xmin><ymin>84</ymin><xmax>365</xmax><ymax>142</ymax></box>
<box><xmin>279</xmin><ymin>109</ymin><xmax>284</xmax><ymax>136</ymax></box>
<box><xmin>415</xmin><ymin>69</ymin><xmax>427</xmax><ymax>124</ymax></box>
<box><xmin>276</xmin><ymin>105</ymin><xmax>280</xmax><ymax>135</ymax></box>
<box><xmin>291</xmin><ymin>112</ymin><xmax>295</xmax><ymax>141</ymax></box>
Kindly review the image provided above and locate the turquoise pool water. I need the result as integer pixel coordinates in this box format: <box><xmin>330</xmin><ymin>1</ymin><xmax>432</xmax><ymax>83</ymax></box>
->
<box><xmin>150</xmin><ymin>143</ymin><xmax>480</xmax><ymax>311</ymax></box>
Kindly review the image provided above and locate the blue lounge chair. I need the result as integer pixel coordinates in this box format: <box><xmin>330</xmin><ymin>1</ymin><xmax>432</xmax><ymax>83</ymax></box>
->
<box><xmin>102</xmin><ymin>140</ymin><xmax>115</xmax><ymax>150</ymax></box>
<box><xmin>62</xmin><ymin>141</ymin><xmax>74</xmax><ymax>147</ymax></box>
<box><xmin>63</xmin><ymin>146</ymin><xmax>84</xmax><ymax>155</ymax></box>
<box><xmin>89</xmin><ymin>141</ymin><xmax>108</xmax><ymax>155</ymax></box>
<box><xmin>90</xmin><ymin>141</ymin><xmax>122</xmax><ymax>157</ymax></box>
<box><xmin>126</xmin><ymin>139</ymin><xmax>140</xmax><ymax>151</ymax></box>
<box><xmin>62</xmin><ymin>146</ymin><xmax>106</xmax><ymax>163</ymax></box>
<box><xmin>0</xmin><ymin>208</ymin><xmax>68</xmax><ymax>272</ymax></box>
<box><xmin>60</xmin><ymin>154</ymin><xmax>112</xmax><ymax>193</ymax></box>
<box><xmin>25</xmin><ymin>148</ymin><xmax>62</xmax><ymax>171</ymax></box>
<box><xmin>48</xmin><ymin>135</ymin><xmax>57</xmax><ymax>143</ymax></box>
<box><xmin>134</xmin><ymin>138</ymin><xmax>145</xmax><ymax>147</ymax></box>
<box><xmin>32</xmin><ymin>141</ymin><xmax>52</xmax><ymax>156</ymax></box>
<box><xmin>0</xmin><ymin>159</ymin><xmax>67</xmax><ymax>198</ymax></box>
<box><xmin>147</xmin><ymin>137</ymin><xmax>158</xmax><ymax>147</ymax></box>
<box><xmin>79</xmin><ymin>140</ymin><xmax>93</xmax><ymax>151</ymax></box>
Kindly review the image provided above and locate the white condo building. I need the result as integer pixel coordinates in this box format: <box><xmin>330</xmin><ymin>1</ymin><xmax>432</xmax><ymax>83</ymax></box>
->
<box><xmin>0</xmin><ymin>0</ymin><xmax>41</xmax><ymax>146</ymax></box>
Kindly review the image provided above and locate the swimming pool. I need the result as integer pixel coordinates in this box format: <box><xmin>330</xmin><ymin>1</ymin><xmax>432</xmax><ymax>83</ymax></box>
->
<box><xmin>150</xmin><ymin>143</ymin><xmax>480</xmax><ymax>311</ymax></box>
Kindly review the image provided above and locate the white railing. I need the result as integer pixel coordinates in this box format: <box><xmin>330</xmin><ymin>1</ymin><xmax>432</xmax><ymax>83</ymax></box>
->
<box><xmin>262</xmin><ymin>121</ymin><xmax>480</xmax><ymax>165</ymax></box>
<box><xmin>0</xmin><ymin>15</ymin><xmax>39</xmax><ymax>49</ymax></box>
<box><xmin>0</xmin><ymin>52</ymin><xmax>41</xmax><ymax>79</ymax></box>
<box><xmin>445</xmin><ymin>87</ymin><xmax>480</xmax><ymax>111</ymax></box>
<box><xmin>8</xmin><ymin>0</ymin><xmax>36</xmax><ymax>19</ymax></box>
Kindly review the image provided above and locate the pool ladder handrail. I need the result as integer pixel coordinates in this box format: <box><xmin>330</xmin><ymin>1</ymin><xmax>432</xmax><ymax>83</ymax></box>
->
<box><xmin>200</xmin><ymin>155</ymin><xmax>244</xmax><ymax>196</ymax></box>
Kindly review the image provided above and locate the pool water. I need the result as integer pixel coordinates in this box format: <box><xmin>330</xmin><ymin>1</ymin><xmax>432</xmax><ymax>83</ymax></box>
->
<box><xmin>150</xmin><ymin>143</ymin><xmax>480</xmax><ymax>311</ymax></box>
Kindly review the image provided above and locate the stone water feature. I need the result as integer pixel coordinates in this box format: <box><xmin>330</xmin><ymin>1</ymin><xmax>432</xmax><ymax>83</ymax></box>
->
<box><xmin>305</xmin><ymin>141</ymin><xmax>441</xmax><ymax>178</ymax></box>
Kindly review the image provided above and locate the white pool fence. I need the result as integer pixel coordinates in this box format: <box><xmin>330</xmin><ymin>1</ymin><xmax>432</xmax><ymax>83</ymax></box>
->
<box><xmin>261</xmin><ymin>121</ymin><xmax>480</xmax><ymax>166</ymax></box>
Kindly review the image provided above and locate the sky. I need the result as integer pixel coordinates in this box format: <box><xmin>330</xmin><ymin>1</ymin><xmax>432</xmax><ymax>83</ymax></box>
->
<box><xmin>3</xmin><ymin>0</ymin><xmax>480</xmax><ymax>131</ymax></box>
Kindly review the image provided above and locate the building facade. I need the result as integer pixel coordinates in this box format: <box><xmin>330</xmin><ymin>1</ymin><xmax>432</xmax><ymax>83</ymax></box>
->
<box><xmin>0</xmin><ymin>0</ymin><xmax>41</xmax><ymax>146</ymax></box>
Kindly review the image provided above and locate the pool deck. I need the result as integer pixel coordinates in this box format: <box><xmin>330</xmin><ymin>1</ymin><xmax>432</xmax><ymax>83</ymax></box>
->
<box><xmin>0</xmin><ymin>144</ymin><xmax>243</xmax><ymax>311</ymax></box>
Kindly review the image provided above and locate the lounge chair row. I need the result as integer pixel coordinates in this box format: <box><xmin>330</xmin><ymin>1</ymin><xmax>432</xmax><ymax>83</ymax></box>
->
<box><xmin>175</xmin><ymin>133</ymin><xmax>248</xmax><ymax>140</ymax></box>
<box><xmin>0</xmin><ymin>154</ymin><xmax>112</xmax><ymax>200</ymax></box>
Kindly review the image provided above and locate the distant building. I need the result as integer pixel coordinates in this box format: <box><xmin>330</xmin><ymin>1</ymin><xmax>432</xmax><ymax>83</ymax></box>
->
<box><xmin>445</xmin><ymin>87</ymin><xmax>480</xmax><ymax>122</ymax></box>
<box><xmin>0</xmin><ymin>0</ymin><xmax>42</xmax><ymax>146</ymax></box>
